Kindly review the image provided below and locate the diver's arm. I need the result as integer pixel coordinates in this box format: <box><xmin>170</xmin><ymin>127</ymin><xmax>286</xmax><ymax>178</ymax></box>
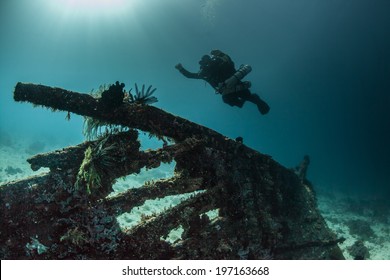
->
<box><xmin>175</xmin><ymin>64</ymin><xmax>202</xmax><ymax>79</ymax></box>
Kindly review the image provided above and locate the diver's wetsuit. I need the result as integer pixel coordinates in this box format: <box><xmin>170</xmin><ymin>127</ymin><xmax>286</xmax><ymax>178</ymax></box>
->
<box><xmin>177</xmin><ymin>55</ymin><xmax>235</xmax><ymax>90</ymax></box>
<box><xmin>176</xmin><ymin>52</ymin><xmax>270</xmax><ymax>115</ymax></box>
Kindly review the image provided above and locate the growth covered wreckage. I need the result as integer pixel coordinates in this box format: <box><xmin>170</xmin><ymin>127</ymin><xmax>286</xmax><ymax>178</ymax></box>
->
<box><xmin>0</xmin><ymin>82</ymin><xmax>345</xmax><ymax>259</ymax></box>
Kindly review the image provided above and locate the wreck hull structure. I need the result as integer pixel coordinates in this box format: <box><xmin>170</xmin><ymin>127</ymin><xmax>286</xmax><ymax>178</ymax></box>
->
<box><xmin>0</xmin><ymin>83</ymin><xmax>344</xmax><ymax>259</ymax></box>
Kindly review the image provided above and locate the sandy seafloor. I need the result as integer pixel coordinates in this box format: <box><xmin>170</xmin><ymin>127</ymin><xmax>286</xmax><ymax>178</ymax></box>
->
<box><xmin>1</xmin><ymin>136</ymin><xmax>389</xmax><ymax>260</ymax></box>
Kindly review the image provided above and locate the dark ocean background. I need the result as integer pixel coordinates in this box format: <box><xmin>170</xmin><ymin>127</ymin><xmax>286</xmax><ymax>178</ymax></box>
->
<box><xmin>1</xmin><ymin>0</ymin><xmax>389</xmax><ymax>198</ymax></box>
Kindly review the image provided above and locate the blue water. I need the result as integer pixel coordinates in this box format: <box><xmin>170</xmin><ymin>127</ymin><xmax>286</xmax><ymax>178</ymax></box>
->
<box><xmin>1</xmin><ymin>0</ymin><xmax>389</xmax><ymax>197</ymax></box>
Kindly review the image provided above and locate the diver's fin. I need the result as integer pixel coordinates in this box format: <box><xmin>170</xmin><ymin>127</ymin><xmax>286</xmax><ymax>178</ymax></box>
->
<box><xmin>257</xmin><ymin>99</ymin><xmax>270</xmax><ymax>115</ymax></box>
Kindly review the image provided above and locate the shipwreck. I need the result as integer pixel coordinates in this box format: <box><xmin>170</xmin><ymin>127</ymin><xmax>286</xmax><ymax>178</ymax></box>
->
<box><xmin>0</xmin><ymin>82</ymin><xmax>344</xmax><ymax>259</ymax></box>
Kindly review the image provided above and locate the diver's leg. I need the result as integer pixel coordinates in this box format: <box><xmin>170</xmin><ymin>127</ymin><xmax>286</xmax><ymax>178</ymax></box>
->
<box><xmin>222</xmin><ymin>93</ymin><xmax>245</xmax><ymax>108</ymax></box>
<box><xmin>246</xmin><ymin>93</ymin><xmax>270</xmax><ymax>115</ymax></box>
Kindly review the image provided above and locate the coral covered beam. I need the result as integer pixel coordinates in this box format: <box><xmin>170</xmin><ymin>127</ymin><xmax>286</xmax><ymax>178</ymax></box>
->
<box><xmin>13</xmin><ymin>82</ymin><xmax>226</xmax><ymax>144</ymax></box>
<box><xmin>104</xmin><ymin>176</ymin><xmax>205</xmax><ymax>214</ymax></box>
<box><xmin>14</xmin><ymin>82</ymin><xmax>99</xmax><ymax>117</ymax></box>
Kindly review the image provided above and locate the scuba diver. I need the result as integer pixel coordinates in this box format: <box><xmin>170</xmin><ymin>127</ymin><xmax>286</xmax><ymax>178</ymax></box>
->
<box><xmin>175</xmin><ymin>49</ymin><xmax>270</xmax><ymax>115</ymax></box>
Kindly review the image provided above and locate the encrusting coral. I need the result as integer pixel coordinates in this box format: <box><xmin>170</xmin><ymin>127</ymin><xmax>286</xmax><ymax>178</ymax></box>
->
<box><xmin>100</xmin><ymin>81</ymin><xmax>125</xmax><ymax>108</ymax></box>
<box><xmin>60</xmin><ymin>227</ymin><xmax>88</xmax><ymax>247</ymax></box>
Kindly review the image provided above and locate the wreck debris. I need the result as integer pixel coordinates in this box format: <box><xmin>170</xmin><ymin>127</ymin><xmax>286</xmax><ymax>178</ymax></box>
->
<box><xmin>294</xmin><ymin>155</ymin><xmax>310</xmax><ymax>183</ymax></box>
<box><xmin>0</xmin><ymin>82</ymin><xmax>345</xmax><ymax>259</ymax></box>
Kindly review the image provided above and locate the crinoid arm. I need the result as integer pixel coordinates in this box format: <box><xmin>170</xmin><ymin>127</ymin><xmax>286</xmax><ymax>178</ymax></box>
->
<box><xmin>127</xmin><ymin>83</ymin><xmax>158</xmax><ymax>105</ymax></box>
<box><xmin>74</xmin><ymin>135</ymin><xmax>120</xmax><ymax>196</ymax></box>
<box><xmin>83</xmin><ymin>116</ymin><xmax>128</xmax><ymax>141</ymax></box>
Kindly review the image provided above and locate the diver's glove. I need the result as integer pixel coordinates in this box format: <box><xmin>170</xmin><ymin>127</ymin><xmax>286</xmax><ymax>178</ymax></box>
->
<box><xmin>175</xmin><ymin>63</ymin><xmax>187</xmax><ymax>75</ymax></box>
<box><xmin>175</xmin><ymin>63</ymin><xmax>184</xmax><ymax>71</ymax></box>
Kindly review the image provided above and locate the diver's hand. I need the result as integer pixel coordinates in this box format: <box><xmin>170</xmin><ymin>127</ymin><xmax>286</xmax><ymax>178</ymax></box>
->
<box><xmin>175</xmin><ymin>63</ymin><xmax>184</xmax><ymax>70</ymax></box>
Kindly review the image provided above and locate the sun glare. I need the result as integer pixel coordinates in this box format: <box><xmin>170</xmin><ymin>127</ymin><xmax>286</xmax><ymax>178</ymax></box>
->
<box><xmin>49</xmin><ymin>0</ymin><xmax>133</xmax><ymax>17</ymax></box>
<box><xmin>61</xmin><ymin>0</ymin><xmax>124</xmax><ymax>9</ymax></box>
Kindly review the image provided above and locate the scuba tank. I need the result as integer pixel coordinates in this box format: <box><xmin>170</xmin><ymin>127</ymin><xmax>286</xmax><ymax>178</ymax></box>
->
<box><xmin>223</xmin><ymin>64</ymin><xmax>252</xmax><ymax>89</ymax></box>
<box><xmin>217</xmin><ymin>64</ymin><xmax>252</xmax><ymax>94</ymax></box>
